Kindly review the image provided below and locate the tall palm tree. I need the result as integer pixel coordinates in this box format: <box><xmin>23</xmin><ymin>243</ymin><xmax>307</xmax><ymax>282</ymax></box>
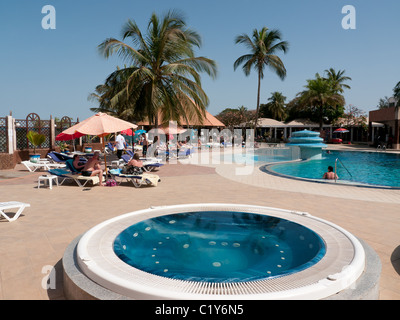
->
<box><xmin>394</xmin><ymin>81</ymin><xmax>400</xmax><ymax>106</ymax></box>
<box><xmin>324</xmin><ymin>68</ymin><xmax>352</xmax><ymax>93</ymax></box>
<box><xmin>297</xmin><ymin>74</ymin><xmax>345</xmax><ymax>131</ymax></box>
<box><xmin>97</xmin><ymin>10</ymin><xmax>217</xmax><ymax>127</ymax></box>
<box><xmin>234</xmin><ymin>27</ymin><xmax>288</xmax><ymax>137</ymax></box>
<box><xmin>265</xmin><ymin>91</ymin><xmax>287</xmax><ymax>121</ymax></box>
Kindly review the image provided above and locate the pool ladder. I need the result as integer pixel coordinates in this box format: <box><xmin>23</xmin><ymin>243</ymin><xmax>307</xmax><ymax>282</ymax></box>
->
<box><xmin>376</xmin><ymin>144</ymin><xmax>387</xmax><ymax>152</ymax></box>
<box><xmin>335</xmin><ymin>158</ymin><xmax>353</xmax><ymax>182</ymax></box>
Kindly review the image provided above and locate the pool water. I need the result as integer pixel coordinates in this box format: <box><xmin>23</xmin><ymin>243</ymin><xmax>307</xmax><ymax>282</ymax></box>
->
<box><xmin>114</xmin><ymin>211</ymin><xmax>326</xmax><ymax>283</ymax></box>
<box><xmin>269</xmin><ymin>150</ymin><xmax>400</xmax><ymax>188</ymax></box>
<box><xmin>224</xmin><ymin>147</ymin><xmax>298</xmax><ymax>164</ymax></box>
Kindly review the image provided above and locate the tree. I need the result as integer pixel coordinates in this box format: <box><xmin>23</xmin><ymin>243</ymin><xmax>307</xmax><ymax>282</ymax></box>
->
<box><xmin>377</xmin><ymin>96</ymin><xmax>390</xmax><ymax>109</ymax></box>
<box><xmin>89</xmin><ymin>80</ymin><xmax>140</xmax><ymax>122</ymax></box>
<box><xmin>234</xmin><ymin>27</ymin><xmax>288</xmax><ymax>137</ymax></box>
<box><xmin>324</xmin><ymin>68</ymin><xmax>352</xmax><ymax>93</ymax></box>
<box><xmin>333</xmin><ymin>105</ymin><xmax>367</xmax><ymax>130</ymax></box>
<box><xmin>394</xmin><ymin>81</ymin><xmax>400</xmax><ymax>106</ymax></box>
<box><xmin>97</xmin><ymin>10</ymin><xmax>217</xmax><ymax>127</ymax></box>
<box><xmin>296</xmin><ymin>74</ymin><xmax>345</xmax><ymax>131</ymax></box>
<box><xmin>263</xmin><ymin>91</ymin><xmax>287</xmax><ymax>121</ymax></box>
<box><xmin>215</xmin><ymin>106</ymin><xmax>253</xmax><ymax>129</ymax></box>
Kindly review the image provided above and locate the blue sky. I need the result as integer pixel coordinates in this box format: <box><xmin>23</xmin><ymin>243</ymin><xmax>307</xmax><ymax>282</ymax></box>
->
<box><xmin>1</xmin><ymin>0</ymin><xmax>399</xmax><ymax>121</ymax></box>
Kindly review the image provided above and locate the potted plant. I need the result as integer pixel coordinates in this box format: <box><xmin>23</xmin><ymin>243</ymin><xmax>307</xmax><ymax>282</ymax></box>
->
<box><xmin>26</xmin><ymin>131</ymin><xmax>46</xmax><ymax>163</ymax></box>
<box><xmin>59</xmin><ymin>141</ymin><xmax>69</xmax><ymax>153</ymax></box>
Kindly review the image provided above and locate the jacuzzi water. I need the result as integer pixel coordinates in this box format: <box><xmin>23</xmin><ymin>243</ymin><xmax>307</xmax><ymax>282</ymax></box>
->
<box><xmin>113</xmin><ymin>211</ymin><xmax>326</xmax><ymax>282</ymax></box>
<box><xmin>269</xmin><ymin>150</ymin><xmax>400</xmax><ymax>188</ymax></box>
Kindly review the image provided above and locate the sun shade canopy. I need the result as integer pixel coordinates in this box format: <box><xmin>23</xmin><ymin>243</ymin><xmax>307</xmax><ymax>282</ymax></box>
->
<box><xmin>56</xmin><ymin>113</ymin><xmax>138</xmax><ymax>141</ymax></box>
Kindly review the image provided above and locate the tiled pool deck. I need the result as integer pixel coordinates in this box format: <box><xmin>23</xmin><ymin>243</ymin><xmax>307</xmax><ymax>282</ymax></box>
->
<box><xmin>0</xmin><ymin>144</ymin><xmax>399</xmax><ymax>300</ymax></box>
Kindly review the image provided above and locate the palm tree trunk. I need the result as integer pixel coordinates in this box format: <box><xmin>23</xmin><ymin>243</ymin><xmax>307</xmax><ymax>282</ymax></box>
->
<box><xmin>155</xmin><ymin>114</ymin><xmax>159</xmax><ymax>129</ymax></box>
<box><xmin>253</xmin><ymin>69</ymin><xmax>262</xmax><ymax>140</ymax></box>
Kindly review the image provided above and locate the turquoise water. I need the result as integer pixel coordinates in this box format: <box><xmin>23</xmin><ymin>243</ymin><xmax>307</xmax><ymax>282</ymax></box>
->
<box><xmin>225</xmin><ymin>147</ymin><xmax>298</xmax><ymax>164</ymax></box>
<box><xmin>114</xmin><ymin>211</ymin><xmax>326</xmax><ymax>283</ymax></box>
<box><xmin>269</xmin><ymin>150</ymin><xmax>400</xmax><ymax>188</ymax></box>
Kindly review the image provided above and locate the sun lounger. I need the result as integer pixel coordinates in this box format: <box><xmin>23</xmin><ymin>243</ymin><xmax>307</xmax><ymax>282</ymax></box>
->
<box><xmin>105</xmin><ymin>142</ymin><xmax>116</xmax><ymax>154</ymax></box>
<box><xmin>125</xmin><ymin>149</ymin><xmax>134</xmax><ymax>157</ymax></box>
<box><xmin>141</xmin><ymin>160</ymin><xmax>164</xmax><ymax>172</ymax></box>
<box><xmin>47</xmin><ymin>152</ymin><xmax>72</xmax><ymax>163</ymax></box>
<box><xmin>108</xmin><ymin>168</ymin><xmax>160</xmax><ymax>187</ymax></box>
<box><xmin>48</xmin><ymin>168</ymin><xmax>102</xmax><ymax>188</ymax></box>
<box><xmin>120</xmin><ymin>154</ymin><xmax>164</xmax><ymax>172</ymax></box>
<box><xmin>0</xmin><ymin>201</ymin><xmax>30</xmax><ymax>222</ymax></box>
<box><xmin>65</xmin><ymin>159</ymin><xmax>82</xmax><ymax>174</ymax></box>
<box><xmin>22</xmin><ymin>160</ymin><xmax>66</xmax><ymax>172</ymax></box>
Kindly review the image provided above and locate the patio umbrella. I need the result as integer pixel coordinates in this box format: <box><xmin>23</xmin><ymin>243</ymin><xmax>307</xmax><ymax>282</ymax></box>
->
<box><xmin>334</xmin><ymin>128</ymin><xmax>349</xmax><ymax>133</ymax></box>
<box><xmin>133</xmin><ymin>129</ymin><xmax>147</xmax><ymax>142</ymax></box>
<box><xmin>56</xmin><ymin>112</ymin><xmax>138</xmax><ymax>173</ymax></box>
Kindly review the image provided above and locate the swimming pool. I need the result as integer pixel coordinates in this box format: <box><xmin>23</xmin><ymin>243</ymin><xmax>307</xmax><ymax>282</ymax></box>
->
<box><xmin>222</xmin><ymin>147</ymin><xmax>299</xmax><ymax>164</ymax></box>
<box><xmin>268</xmin><ymin>150</ymin><xmax>400</xmax><ymax>188</ymax></box>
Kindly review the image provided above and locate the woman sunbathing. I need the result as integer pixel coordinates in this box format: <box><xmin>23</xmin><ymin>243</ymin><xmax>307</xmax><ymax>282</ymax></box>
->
<box><xmin>127</xmin><ymin>153</ymin><xmax>143</xmax><ymax>168</ymax></box>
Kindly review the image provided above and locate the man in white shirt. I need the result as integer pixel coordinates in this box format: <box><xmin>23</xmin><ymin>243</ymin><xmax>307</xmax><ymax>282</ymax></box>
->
<box><xmin>115</xmin><ymin>132</ymin><xmax>127</xmax><ymax>159</ymax></box>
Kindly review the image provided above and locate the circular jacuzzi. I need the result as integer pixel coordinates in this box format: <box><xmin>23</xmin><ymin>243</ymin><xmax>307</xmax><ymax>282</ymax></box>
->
<box><xmin>113</xmin><ymin>211</ymin><xmax>326</xmax><ymax>283</ymax></box>
<box><xmin>71</xmin><ymin>204</ymin><xmax>369</xmax><ymax>300</ymax></box>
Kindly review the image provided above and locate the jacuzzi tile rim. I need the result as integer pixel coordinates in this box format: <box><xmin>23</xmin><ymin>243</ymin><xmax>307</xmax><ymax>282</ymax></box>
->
<box><xmin>77</xmin><ymin>203</ymin><xmax>365</xmax><ymax>300</ymax></box>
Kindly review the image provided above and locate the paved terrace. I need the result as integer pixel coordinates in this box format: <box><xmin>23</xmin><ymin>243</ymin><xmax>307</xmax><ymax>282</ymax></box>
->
<box><xmin>0</xmin><ymin>144</ymin><xmax>399</xmax><ymax>300</ymax></box>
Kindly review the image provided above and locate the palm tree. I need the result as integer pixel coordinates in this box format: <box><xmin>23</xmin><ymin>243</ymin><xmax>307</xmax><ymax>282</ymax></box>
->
<box><xmin>297</xmin><ymin>74</ymin><xmax>345</xmax><ymax>131</ymax></box>
<box><xmin>265</xmin><ymin>91</ymin><xmax>287</xmax><ymax>121</ymax></box>
<box><xmin>234</xmin><ymin>27</ymin><xmax>288</xmax><ymax>137</ymax></box>
<box><xmin>97</xmin><ymin>10</ymin><xmax>217</xmax><ymax>127</ymax></box>
<box><xmin>89</xmin><ymin>75</ymin><xmax>140</xmax><ymax>122</ymax></box>
<box><xmin>324</xmin><ymin>68</ymin><xmax>352</xmax><ymax>93</ymax></box>
<box><xmin>394</xmin><ymin>81</ymin><xmax>400</xmax><ymax>106</ymax></box>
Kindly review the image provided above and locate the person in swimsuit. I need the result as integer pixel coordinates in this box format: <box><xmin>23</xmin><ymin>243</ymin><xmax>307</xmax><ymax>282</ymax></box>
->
<box><xmin>72</xmin><ymin>154</ymin><xmax>85</xmax><ymax>172</ymax></box>
<box><xmin>127</xmin><ymin>153</ymin><xmax>143</xmax><ymax>168</ymax></box>
<box><xmin>142</xmin><ymin>133</ymin><xmax>148</xmax><ymax>157</ymax></box>
<box><xmin>81</xmin><ymin>151</ymin><xmax>105</xmax><ymax>186</ymax></box>
<box><xmin>323</xmin><ymin>166</ymin><xmax>338</xmax><ymax>180</ymax></box>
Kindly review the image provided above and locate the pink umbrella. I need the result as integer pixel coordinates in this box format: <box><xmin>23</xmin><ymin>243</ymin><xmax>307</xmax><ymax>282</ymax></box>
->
<box><xmin>56</xmin><ymin>112</ymin><xmax>138</xmax><ymax>173</ymax></box>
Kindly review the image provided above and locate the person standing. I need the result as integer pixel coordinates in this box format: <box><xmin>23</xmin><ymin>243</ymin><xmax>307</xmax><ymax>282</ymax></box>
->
<box><xmin>142</xmin><ymin>133</ymin><xmax>148</xmax><ymax>158</ymax></box>
<box><xmin>115</xmin><ymin>132</ymin><xmax>127</xmax><ymax>159</ymax></box>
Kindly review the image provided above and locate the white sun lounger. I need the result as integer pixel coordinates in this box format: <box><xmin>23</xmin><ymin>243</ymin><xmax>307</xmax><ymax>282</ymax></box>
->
<box><xmin>108</xmin><ymin>169</ymin><xmax>160</xmax><ymax>187</ymax></box>
<box><xmin>48</xmin><ymin>168</ymin><xmax>103</xmax><ymax>188</ymax></box>
<box><xmin>0</xmin><ymin>201</ymin><xmax>30</xmax><ymax>222</ymax></box>
<box><xmin>22</xmin><ymin>161</ymin><xmax>66</xmax><ymax>172</ymax></box>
